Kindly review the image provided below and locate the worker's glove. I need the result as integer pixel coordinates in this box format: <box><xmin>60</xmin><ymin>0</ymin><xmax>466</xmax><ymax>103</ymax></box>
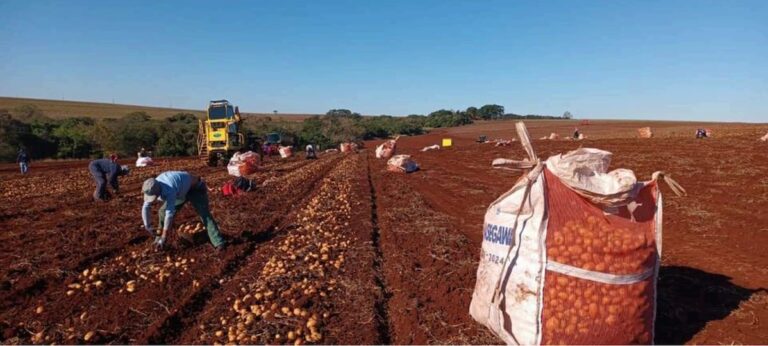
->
<box><xmin>153</xmin><ymin>236</ymin><xmax>166</xmax><ymax>251</ymax></box>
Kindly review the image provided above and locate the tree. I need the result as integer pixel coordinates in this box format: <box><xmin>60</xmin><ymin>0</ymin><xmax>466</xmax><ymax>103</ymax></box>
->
<box><xmin>325</xmin><ymin>109</ymin><xmax>361</xmax><ymax>119</ymax></box>
<box><xmin>563</xmin><ymin>111</ymin><xmax>573</xmax><ymax>119</ymax></box>
<box><xmin>52</xmin><ymin>117</ymin><xmax>96</xmax><ymax>158</ymax></box>
<box><xmin>478</xmin><ymin>104</ymin><xmax>505</xmax><ymax>120</ymax></box>
<box><xmin>465</xmin><ymin>106</ymin><xmax>479</xmax><ymax>120</ymax></box>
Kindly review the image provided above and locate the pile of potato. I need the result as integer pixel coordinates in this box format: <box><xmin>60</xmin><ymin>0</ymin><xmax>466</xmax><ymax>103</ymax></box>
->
<box><xmin>65</xmin><ymin>267</ymin><xmax>105</xmax><ymax>296</ymax></box>
<box><xmin>541</xmin><ymin>215</ymin><xmax>656</xmax><ymax>344</ymax></box>
<box><xmin>199</xmin><ymin>157</ymin><xmax>358</xmax><ymax>345</ymax></box>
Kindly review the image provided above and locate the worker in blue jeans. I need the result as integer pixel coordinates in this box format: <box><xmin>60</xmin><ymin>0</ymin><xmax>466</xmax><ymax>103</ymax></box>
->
<box><xmin>89</xmin><ymin>158</ymin><xmax>130</xmax><ymax>201</ymax></box>
<box><xmin>17</xmin><ymin>149</ymin><xmax>30</xmax><ymax>174</ymax></box>
<box><xmin>141</xmin><ymin>171</ymin><xmax>227</xmax><ymax>251</ymax></box>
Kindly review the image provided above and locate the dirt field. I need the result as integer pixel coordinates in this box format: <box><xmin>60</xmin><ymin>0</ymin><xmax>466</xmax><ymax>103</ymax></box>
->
<box><xmin>1</xmin><ymin>120</ymin><xmax>767</xmax><ymax>344</ymax></box>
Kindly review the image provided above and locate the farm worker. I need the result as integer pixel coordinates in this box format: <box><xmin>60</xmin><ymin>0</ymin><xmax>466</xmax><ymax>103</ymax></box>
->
<box><xmin>17</xmin><ymin>148</ymin><xmax>30</xmax><ymax>174</ymax></box>
<box><xmin>141</xmin><ymin>171</ymin><xmax>227</xmax><ymax>251</ymax></box>
<box><xmin>138</xmin><ymin>147</ymin><xmax>148</xmax><ymax>158</ymax></box>
<box><xmin>573</xmin><ymin>127</ymin><xmax>580</xmax><ymax>139</ymax></box>
<box><xmin>305</xmin><ymin>144</ymin><xmax>317</xmax><ymax>159</ymax></box>
<box><xmin>89</xmin><ymin>158</ymin><xmax>130</xmax><ymax>201</ymax></box>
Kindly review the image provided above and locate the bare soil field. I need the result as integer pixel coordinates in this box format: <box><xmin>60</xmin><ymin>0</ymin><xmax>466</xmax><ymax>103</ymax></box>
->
<box><xmin>1</xmin><ymin>119</ymin><xmax>767</xmax><ymax>344</ymax></box>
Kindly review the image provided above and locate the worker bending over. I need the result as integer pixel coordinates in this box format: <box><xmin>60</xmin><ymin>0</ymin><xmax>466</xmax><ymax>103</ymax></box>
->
<box><xmin>141</xmin><ymin>171</ymin><xmax>227</xmax><ymax>251</ymax></box>
<box><xmin>305</xmin><ymin>144</ymin><xmax>317</xmax><ymax>159</ymax></box>
<box><xmin>89</xmin><ymin>158</ymin><xmax>130</xmax><ymax>201</ymax></box>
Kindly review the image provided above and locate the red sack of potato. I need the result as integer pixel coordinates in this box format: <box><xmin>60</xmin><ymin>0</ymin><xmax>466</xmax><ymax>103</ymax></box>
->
<box><xmin>471</xmin><ymin>122</ymin><xmax>686</xmax><ymax>345</ymax></box>
<box><xmin>278</xmin><ymin>146</ymin><xmax>293</xmax><ymax>158</ymax></box>
<box><xmin>375</xmin><ymin>137</ymin><xmax>399</xmax><ymax>159</ymax></box>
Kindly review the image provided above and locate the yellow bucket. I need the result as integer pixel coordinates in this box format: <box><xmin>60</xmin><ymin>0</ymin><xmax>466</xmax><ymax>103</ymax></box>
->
<box><xmin>442</xmin><ymin>138</ymin><xmax>452</xmax><ymax>147</ymax></box>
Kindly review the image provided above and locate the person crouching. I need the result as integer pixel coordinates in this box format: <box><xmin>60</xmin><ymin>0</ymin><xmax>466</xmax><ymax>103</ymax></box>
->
<box><xmin>89</xmin><ymin>158</ymin><xmax>130</xmax><ymax>201</ymax></box>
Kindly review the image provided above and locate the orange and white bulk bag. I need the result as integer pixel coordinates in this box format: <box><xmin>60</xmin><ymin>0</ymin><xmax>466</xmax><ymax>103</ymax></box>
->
<box><xmin>470</xmin><ymin>122</ymin><xmax>685</xmax><ymax>345</ymax></box>
<box><xmin>278</xmin><ymin>146</ymin><xmax>293</xmax><ymax>158</ymax></box>
<box><xmin>375</xmin><ymin>136</ymin><xmax>399</xmax><ymax>159</ymax></box>
<box><xmin>638</xmin><ymin>127</ymin><xmax>653</xmax><ymax>138</ymax></box>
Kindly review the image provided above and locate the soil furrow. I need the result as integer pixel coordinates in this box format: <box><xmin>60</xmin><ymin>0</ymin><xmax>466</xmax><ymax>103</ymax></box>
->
<box><xmin>143</xmin><ymin>156</ymin><xmax>341</xmax><ymax>344</ymax></box>
<box><xmin>366</xmin><ymin>154</ymin><xmax>392</xmax><ymax>344</ymax></box>
<box><xmin>0</xmin><ymin>155</ymin><xmax>340</xmax><ymax>344</ymax></box>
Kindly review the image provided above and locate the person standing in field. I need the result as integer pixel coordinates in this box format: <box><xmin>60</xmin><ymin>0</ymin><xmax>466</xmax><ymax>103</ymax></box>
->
<box><xmin>16</xmin><ymin>148</ymin><xmax>30</xmax><ymax>174</ymax></box>
<box><xmin>141</xmin><ymin>171</ymin><xmax>227</xmax><ymax>251</ymax></box>
<box><xmin>89</xmin><ymin>158</ymin><xmax>130</xmax><ymax>201</ymax></box>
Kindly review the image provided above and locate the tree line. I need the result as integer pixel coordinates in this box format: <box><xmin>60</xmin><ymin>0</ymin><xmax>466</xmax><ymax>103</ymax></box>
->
<box><xmin>1</xmin><ymin>103</ymin><xmax>569</xmax><ymax>161</ymax></box>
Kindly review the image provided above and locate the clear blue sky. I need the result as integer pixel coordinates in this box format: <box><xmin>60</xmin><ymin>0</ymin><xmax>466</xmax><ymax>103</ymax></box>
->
<box><xmin>1</xmin><ymin>0</ymin><xmax>766</xmax><ymax>121</ymax></box>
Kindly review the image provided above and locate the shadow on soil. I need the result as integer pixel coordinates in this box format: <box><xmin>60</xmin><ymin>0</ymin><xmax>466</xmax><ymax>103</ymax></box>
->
<box><xmin>655</xmin><ymin>265</ymin><xmax>765</xmax><ymax>344</ymax></box>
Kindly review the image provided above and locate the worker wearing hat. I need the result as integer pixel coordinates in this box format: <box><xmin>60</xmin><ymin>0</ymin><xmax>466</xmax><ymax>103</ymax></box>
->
<box><xmin>141</xmin><ymin>171</ymin><xmax>226</xmax><ymax>251</ymax></box>
<box><xmin>89</xmin><ymin>158</ymin><xmax>130</xmax><ymax>201</ymax></box>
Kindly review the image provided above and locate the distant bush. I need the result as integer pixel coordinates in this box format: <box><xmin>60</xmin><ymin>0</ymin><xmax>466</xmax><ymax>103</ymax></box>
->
<box><xmin>0</xmin><ymin>102</ymin><xmax>565</xmax><ymax>162</ymax></box>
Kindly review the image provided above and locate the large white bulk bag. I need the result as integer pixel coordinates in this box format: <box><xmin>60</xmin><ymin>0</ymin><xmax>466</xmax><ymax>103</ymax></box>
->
<box><xmin>135</xmin><ymin>157</ymin><xmax>154</xmax><ymax>167</ymax></box>
<box><xmin>470</xmin><ymin>122</ymin><xmax>686</xmax><ymax>345</ymax></box>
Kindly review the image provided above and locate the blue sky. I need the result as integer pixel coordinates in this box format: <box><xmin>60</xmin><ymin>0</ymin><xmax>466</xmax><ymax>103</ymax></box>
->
<box><xmin>1</xmin><ymin>0</ymin><xmax>766</xmax><ymax>121</ymax></box>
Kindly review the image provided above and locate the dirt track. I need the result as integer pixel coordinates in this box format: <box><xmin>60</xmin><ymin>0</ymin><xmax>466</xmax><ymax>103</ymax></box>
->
<box><xmin>1</xmin><ymin>120</ymin><xmax>767</xmax><ymax>344</ymax></box>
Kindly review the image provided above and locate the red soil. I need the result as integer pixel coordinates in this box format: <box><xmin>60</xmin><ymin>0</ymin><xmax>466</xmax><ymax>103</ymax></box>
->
<box><xmin>1</xmin><ymin>119</ymin><xmax>767</xmax><ymax>344</ymax></box>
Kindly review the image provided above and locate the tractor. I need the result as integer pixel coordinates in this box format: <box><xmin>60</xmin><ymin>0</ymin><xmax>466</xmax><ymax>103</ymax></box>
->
<box><xmin>197</xmin><ymin>100</ymin><xmax>252</xmax><ymax>166</ymax></box>
<box><xmin>262</xmin><ymin>132</ymin><xmax>282</xmax><ymax>157</ymax></box>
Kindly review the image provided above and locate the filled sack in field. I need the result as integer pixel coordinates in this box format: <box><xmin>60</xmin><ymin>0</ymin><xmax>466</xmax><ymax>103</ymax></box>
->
<box><xmin>135</xmin><ymin>157</ymin><xmax>154</xmax><ymax>167</ymax></box>
<box><xmin>548</xmin><ymin>132</ymin><xmax>559</xmax><ymax>140</ymax></box>
<box><xmin>421</xmin><ymin>144</ymin><xmax>440</xmax><ymax>152</ymax></box>
<box><xmin>278</xmin><ymin>146</ymin><xmax>293</xmax><ymax>158</ymax></box>
<box><xmin>221</xmin><ymin>177</ymin><xmax>255</xmax><ymax>197</ymax></box>
<box><xmin>227</xmin><ymin>151</ymin><xmax>259</xmax><ymax>177</ymax></box>
<box><xmin>638</xmin><ymin>127</ymin><xmax>653</xmax><ymax>138</ymax></box>
<box><xmin>340</xmin><ymin>142</ymin><xmax>353</xmax><ymax>153</ymax></box>
<box><xmin>470</xmin><ymin>122</ymin><xmax>686</xmax><ymax>345</ymax></box>
<box><xmin>761</xmin><ymin>132</ymin><xmax>768</xmax><ymax>141</ymax></box>
<box><xmin>387</xmin><ymin>154</ymin><xmax>419</xmax><ymax>173</ymax></box>
<box><xmin>375</xmin><ymin>136</ymin><xmax>400</xmax><ymax>159</ymax></box>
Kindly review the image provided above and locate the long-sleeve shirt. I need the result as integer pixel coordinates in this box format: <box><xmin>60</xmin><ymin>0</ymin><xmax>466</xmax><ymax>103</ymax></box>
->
<box><xmin>142</xmin><ymin>171</ymin><xmax>194</xmax><ymax>232</ymax></box>
<box><xmin>89</xmin><ymin>159</ymin><xmax>121</xmax><ymax>191</ymax></box>
<box><xmin>17</xmin><ymin>152</ymin><xmax>29</xmax><ymax>163</ymax></box>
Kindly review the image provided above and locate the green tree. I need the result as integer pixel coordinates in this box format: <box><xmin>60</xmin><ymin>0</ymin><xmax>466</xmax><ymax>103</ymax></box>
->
<box><xmin>52</xmin><ymin>117</ymin><xmax>96</xmax><ymax>158</ymax></box>
<box><xmin>479</xmin><ymin>104</ymin><xmax>505</xmax><ymax>120</ymax></box>
<box><xmin>465</xmin><ymin>106</ymin><xmax>479</xmax><ymax>120</ymax></box>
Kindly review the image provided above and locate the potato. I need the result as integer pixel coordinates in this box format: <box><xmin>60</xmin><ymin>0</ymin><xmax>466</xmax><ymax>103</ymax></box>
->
<box><xmin>541</xmin><ymin>216</ymin><xmax>657</xmax><ymax>344</ymax></box>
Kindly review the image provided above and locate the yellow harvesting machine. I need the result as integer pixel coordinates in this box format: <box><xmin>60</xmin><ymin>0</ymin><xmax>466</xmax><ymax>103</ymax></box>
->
<box><xmin>197</xmin><ymin>99</ymin><xmax>246</xmax><ymax>166</ymax></box>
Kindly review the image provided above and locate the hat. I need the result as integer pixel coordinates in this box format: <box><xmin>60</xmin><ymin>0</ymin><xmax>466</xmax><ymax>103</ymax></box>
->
<box><xmin>142</xmin><ymin>178</ymin><xmax>161</xmax><ymax>203</ymax></box>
